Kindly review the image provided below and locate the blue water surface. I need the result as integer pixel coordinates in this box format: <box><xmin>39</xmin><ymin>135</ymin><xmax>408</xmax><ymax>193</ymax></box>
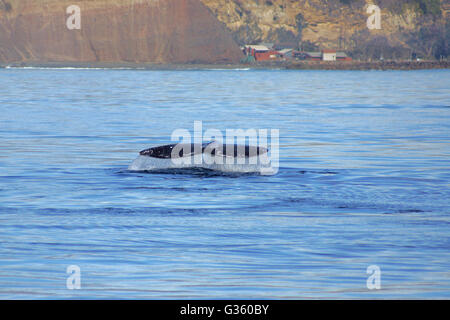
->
<box><xmin>0</xmin><ymin>68</ymin><xmax>449</xmax><ymax>299</ymax></box>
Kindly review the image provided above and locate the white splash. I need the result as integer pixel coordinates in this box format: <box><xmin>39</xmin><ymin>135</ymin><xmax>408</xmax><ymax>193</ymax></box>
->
<box><xmin>128</xmin><ymin>154</ymin><xmax>276</xmax><ymax>175</ymax></box>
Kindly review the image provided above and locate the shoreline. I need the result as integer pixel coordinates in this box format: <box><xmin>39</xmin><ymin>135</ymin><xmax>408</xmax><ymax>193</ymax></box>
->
<box><xmin>1</xmin><ymin>60</ymin><xmax>448</xmax><ymax>70</ymax></box>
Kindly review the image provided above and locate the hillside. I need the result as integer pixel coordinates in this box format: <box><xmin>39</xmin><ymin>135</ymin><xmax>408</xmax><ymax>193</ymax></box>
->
<box><xmin>200</xmin><ymin>0</ymin><xmax>449</xmax><ymax>60</ymax></box>
<box><xmin>0</xmin><ymin>0</ymin><xmax>243</xmax><ymax>64</ymax></box>
<box><xmin>0</xmin><ymin>0</ymin><xmax>448</xmax><ymax>64</ymax></box>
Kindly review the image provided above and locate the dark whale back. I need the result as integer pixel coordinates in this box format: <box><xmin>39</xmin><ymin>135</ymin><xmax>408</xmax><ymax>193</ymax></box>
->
<box><xmin>140</xmin><ymin>143</ymin><xmax>207</xmax><ymax>159</ymax></box>
<box><xmin>140</xmin><ymin>142</ymin><xmax>268</xmax><ymax>159</ymax></box>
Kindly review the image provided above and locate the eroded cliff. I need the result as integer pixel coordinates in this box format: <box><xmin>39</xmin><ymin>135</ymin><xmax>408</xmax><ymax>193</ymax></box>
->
<box><xmin>0</xmin><ymin>0</ymin><xmax>243</xmax><ymax>64</ymax></box>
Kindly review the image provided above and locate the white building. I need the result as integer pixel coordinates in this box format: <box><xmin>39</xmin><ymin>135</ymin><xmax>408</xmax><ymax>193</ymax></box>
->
<box><xmin>322</xmin><ymin>50</ymin><xmax>337</xmax><ymax>61</ymax></box>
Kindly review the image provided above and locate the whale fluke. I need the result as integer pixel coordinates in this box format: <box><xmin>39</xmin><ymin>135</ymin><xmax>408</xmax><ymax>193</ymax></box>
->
<box><xmin>129</xmin><ymin>141</ymin><xmax>274</xmax><ymax>175</ymax></box>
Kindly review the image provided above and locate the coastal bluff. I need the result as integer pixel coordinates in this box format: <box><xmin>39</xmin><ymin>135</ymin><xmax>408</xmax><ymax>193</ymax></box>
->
<box><xmin>0</xmin><ymin>0</ymin><xmax>243</xmax><ymax>64</ymax></box>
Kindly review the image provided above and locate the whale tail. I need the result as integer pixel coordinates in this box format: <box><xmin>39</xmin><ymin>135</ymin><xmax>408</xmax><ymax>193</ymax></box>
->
<box><xmin>129</xmin><ymin>141</ymin><xmax>274</xmax><ymax>175</ymax></box>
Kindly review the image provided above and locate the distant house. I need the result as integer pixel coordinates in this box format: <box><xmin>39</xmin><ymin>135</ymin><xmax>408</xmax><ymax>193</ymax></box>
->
<box><xmin>244</xmin><ymin>45</ymin><xmax>269</xmax><ymax>60</ymax></box>
<box><xmin>292</xmin><ymin>50</ymin><xmax>351</xmax><ymax>61</ymax></box>
<box><xmin>244</xmin><ymin>45</ymin><xmax>351</xmax><ymax>62</ymax></box>
<box><xmin>304</xmin><ymin>52</ymin><xmax>322</xmax><ymax>61</ymax></box>
<box><xmin>273</xmin><ymin>43</ymin><xmax>297</xmax><ymax>51</ymax></box>
<box><xmin>258</xmin><ymin>42</ymin><xmax>275</xmax><ymax>50</ymax></box>
<box><xmin>244</xmin><ymin>45</ymin><xmax>283</xmax><ymax>61</ymax></box>
<box><xmin>291</xmin><ymin>51</ymin><xmax>320</xmax><ymax>60</ymax></box>
<box><xmin>336</xmin><ymin>52</ymin><xmax>352</xmax><ymax>61</ymax></box>
<box><xmin>278</xmin><ymin>48</ymin><xmax>293</xmax><ymax>58</ymax></box>
<box><xmin>291</xmin><ymin>51</ymin><xmax>304</xmax><ymax>59</ymax></box>
<box><xmin>322</xmin><ymin>49</ymin><xmax>337</xmax><ymax>61</ymax></box>
<box><xmin>245</xmin><ymin>45</ymin><xmax>270</xmax><ymax>52</ymax></box>
<box><xmin>255</xmin><ymin>50</ymin><xmax>283</xmax><ymax>61</ymax></box>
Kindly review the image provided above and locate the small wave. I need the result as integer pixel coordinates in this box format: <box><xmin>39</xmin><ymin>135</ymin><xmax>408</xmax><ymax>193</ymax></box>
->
<box><xmin>208</xmin><ymin>68</ymin><xmax>251</xmax><ymax>71</ymax></box>
<box><xmin>397</xmin><ymin>209</ymin><xmax>425</xmax><ymax>213</ymax></box>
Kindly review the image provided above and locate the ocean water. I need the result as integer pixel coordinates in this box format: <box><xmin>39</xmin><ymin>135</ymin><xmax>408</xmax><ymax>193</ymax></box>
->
<box><xmin>0</xmin><ymin>68</ymin><xmax>449</xmax><ymax>299</ymax></box>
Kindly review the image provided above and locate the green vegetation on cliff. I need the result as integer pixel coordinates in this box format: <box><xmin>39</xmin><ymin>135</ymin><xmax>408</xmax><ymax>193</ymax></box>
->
<box><xmin>202</xmin><ymin>0</ymin><xmax>448</xmax><ymax>61</ymax></box>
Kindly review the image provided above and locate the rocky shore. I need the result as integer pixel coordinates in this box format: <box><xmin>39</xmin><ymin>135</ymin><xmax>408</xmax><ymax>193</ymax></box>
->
<box><xmin>284</xmin><ymin>60</ymin><xmax>450</xmax><ymax>70</ymax></box>
<box><xmin>1</xmin><ymin>60</ymin><xmax>448</xmax><ymax>71</ymax></box>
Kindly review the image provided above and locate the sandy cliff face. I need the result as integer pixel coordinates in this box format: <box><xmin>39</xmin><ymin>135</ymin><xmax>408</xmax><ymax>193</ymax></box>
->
<box><xmin>200</xmin><ymin>0</ymin><xmax>449</xmax><ymax>59</ymax></box>
<box><xmin>0</xmin><ymin>0</ymin><xmax>243</xmax><ymax>64</ymax></box>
